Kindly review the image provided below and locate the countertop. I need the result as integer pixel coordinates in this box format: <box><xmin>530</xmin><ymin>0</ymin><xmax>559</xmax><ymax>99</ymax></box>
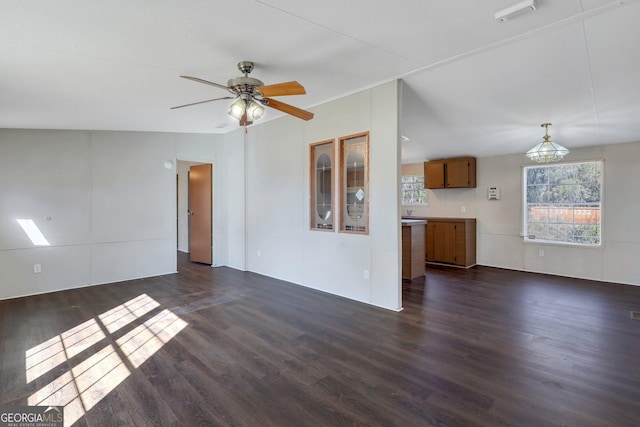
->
<box><xmin>401</xmin><ymin>219</ymin><xmax>427</xmax><ymax>226</ymax></box>
<box><xmin>402</xmin><ymin>216</ymin><xmax>476</xmax><ymax>221</ymax></box>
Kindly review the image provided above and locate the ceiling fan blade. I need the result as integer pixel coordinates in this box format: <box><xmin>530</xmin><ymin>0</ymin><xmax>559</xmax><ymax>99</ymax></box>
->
<box><xmin>170</xmin><ymin>96</ymin><xmax>234</xmax><ymax>110</ymax></box>
<box><xmin>180</xmin><ymin>75</ymin><xmax>231</xmax><ymax>92</ymax></box>
<box><xmin>255</xmin><ymin>81</ymin><xmax>306</xmax><ymax>97</ymax></box>
<box><xmin>262</xmin><ymin>98</ymin><xmax>314</xmax><ymax>121</ymax></box>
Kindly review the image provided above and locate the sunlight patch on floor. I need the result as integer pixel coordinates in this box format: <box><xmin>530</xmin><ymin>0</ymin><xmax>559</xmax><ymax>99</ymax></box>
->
<box><xmin>25</xmin><ymin>294</ymin><xmax>187</xmax><ymax>426</ymax></box>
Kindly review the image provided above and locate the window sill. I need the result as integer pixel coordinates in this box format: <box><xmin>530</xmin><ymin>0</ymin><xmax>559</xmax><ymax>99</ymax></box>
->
<box><xmin>523</xmin><ymin>237</ymin><xmax>602</xmax><ymax>249</ymax></box>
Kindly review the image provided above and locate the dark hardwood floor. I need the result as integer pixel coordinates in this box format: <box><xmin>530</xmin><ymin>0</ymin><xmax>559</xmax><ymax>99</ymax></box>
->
<box><xmin>1</xmin><ymin>253</ymin><xmax>640</xmax><ymax>426</ymax></box>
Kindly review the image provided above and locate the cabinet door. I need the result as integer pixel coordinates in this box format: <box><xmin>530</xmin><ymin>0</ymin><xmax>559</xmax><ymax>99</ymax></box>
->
<box><xmin>453</xmin><ymin>222</ymin><xmax>467</xmax><ymax>266</ymax></box>
<box><xmin>445</xmin><ymin>158</ymin><xmax>470</xmax><ymax>188</ymax></box>
<box><xmin>426</xmin><ymin>222</ymin><xmax>435</xmax><ymax>262</ymax></box>
<box><xmin>340</xmin><ymin>132</ymin><xmax>369</xmax><ymax>234</ymax></box>
<box><xmin>435</xmin><ymin>222</ymin><xmax>456</xmax><ymax>263</ymax></box>
<box><xmin>427</xmin><ymin>222</ymin><xmax>456</xmax><ymax>263</ymax></box>
<box><xmin>310</xmin><ymin>140</ymin><xmax>334</xmax><ymax>230</ymax></box>
<box><xmin>426</xmin><ymin>219</ymin><xmax>476</xmax><ymax>267</ymax></box>
<box><xmin>424</xmin><ymin>161</ymin><xmax>445</xmax><ymax>189</ymax></box>
<box><xmin>445</xmin><ymin>157</ymin><xmax>477</xmax><ymax>188</ymax></box>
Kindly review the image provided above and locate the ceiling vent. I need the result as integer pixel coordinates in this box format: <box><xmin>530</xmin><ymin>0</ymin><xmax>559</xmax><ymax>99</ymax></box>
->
<box><xmin>495</xmin><ymin>0</ymin><xmax>537</xmax><ymax>22</ymax></box>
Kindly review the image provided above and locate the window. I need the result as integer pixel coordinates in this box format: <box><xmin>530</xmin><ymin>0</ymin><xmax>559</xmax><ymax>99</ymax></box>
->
<box><xmin>401</xmin><ymin>175</ymin><xmax>428</xmax><ymax>205</ymax></box>
<box><xmin>339</xmin><ymin>132</ymin><xmax>369</xmax><ymax>234</ymax></box>
<box><xmin>523</xmin><ymin>161</ymin><xmax>602</xmax><ymax>245</ymax></box>
<box><xmin>310</xmin><ymin>140</ymin><xmax>334</xmax><ymax>230</ymax></box>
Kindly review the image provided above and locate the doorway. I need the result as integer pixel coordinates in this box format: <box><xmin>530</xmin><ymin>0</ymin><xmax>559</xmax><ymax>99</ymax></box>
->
<box><xmin>176</xmin><ymin>161</ymin><xmax>212</xmax><ymax>265</ymax></box>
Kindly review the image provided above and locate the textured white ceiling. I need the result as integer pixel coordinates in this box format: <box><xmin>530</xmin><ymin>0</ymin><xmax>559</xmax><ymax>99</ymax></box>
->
<box><xmin>2</xmin><ymin>0</ymin><xmax>640</xmax><ymax>162</ymax></box>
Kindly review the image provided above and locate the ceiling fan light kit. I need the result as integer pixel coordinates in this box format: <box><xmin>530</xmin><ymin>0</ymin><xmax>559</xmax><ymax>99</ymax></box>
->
<box><xmin>246</xmin><ymin>100</ymin><xmax>265</xmax><ymax>120</ymax></box>
<box><xmin>172</xmin><ymin>61</ymin><xmax>314</xmax><ymax>127</ymax></box>
<box><xmin>495</xmin><ymin>0</ymin><xmax>537</xmax><ymax>22</ymax></box>
<box><xmin>228</xmin><ymin>98</ymin><xmax>247</xmax><ymax>120</ymax></box>
<box><xmin>526</xmin><ymin>123</ymin><xmax>570</xmax><ymax>163</ymax></box>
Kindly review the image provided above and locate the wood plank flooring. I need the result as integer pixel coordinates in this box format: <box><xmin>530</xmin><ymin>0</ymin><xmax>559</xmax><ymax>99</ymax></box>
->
<box><xmin>1</xmin><ymin>253</ymin><xmax>640</xmax><ymax>426</ymax></box>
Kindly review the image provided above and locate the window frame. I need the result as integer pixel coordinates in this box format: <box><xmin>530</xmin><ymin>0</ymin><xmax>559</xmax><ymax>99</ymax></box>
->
<box><xmin>309</xmin><ymin>139</ymin><xmax>335</xmax><ymax>231</ymax></box>
<box><xmin>339</xmin><ymin>131</ymin><xmax>370</xmax><ymax>235</ymax></box>
<box><xmin>522</xmin><ymin>160</ymin><xmax>603</xmax><ymax>247</ymax></box>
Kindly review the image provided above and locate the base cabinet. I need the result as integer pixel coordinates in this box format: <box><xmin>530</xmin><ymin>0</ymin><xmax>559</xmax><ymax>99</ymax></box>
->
<box><xmin>402</xmin><ymin>221</ymin><xmax>426</xmax><ymax>279</ymax></box>
<box><xmin>426</xmin><ymin>218</ymin><xmax>476</xmax><ymax>267</ymax></box>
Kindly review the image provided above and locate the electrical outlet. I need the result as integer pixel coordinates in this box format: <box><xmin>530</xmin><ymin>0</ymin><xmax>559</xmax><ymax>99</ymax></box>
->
<box><xmin>257</xmin><ymin>250</ymin><xmax>261</xmax><ymax>257</ymax></box>
<box><xmin>364</xmin><ymin>270</ymin><xmax>369</xmax><ymax>280</ymax></box>
<box><xmin>539</xmin><ymin>248</ymin><xmax>544</xmax><ymax>257</ymax></box>
<box><xmin>461</xmin><ymin>206</ymin><xmax>466</xmax><ymax>213</ymax></box>
<box><xmin>33</xmin><ymin>264</ymin><xmax>42</xmax><ymax>274</ymax></box>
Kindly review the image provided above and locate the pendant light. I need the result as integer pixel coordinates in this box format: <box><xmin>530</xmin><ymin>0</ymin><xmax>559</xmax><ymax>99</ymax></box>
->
<box><xmin>526</xmin><ymin>123</ymin><xmax>569</xmax><ymax>163</ymax></box>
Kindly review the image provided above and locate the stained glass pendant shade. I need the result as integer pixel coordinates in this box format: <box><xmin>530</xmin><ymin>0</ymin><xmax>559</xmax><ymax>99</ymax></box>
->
<box><xmin>526</xmin><ymin>123</ymin><xmax>569</xmax><ymax>163</ymax></box>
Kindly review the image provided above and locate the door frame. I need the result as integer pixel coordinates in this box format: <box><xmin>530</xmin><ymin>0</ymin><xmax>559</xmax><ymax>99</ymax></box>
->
<box><xmin>176</xmin><ymin>160</ymin><xmax>213</xmax><ymax>266</ymax></box>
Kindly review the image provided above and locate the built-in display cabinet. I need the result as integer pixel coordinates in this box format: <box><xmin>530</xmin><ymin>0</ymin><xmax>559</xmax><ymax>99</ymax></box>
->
<box><xmin>339</xmin><ymin>132</ymin><xmax>369</xmax><ymax>234</ymax></box>
<box><xmin>310</xmin><ymin>140</ymin><xmax>335</xmax><ymax>230</ymax></box>
<box><xmin>309</xmin><ymin>132</ymin><xmax>370</xmax><ymax>234</ymax></box>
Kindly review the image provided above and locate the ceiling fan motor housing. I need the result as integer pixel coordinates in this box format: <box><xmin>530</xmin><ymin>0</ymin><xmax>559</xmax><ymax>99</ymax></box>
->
<box><xmin>227</xmin><ymin>76</ymin><xmax>264</xmax><ymax>96</ymax></box>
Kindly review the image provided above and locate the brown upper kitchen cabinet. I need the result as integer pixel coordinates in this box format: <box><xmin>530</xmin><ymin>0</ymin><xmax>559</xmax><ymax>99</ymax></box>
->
<box><xmin>424</xmin><ymin>157</ymin><xmax>476</xmax><ymax>189</ymax></box>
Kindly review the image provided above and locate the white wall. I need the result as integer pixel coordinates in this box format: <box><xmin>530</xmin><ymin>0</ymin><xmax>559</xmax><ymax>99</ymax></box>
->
<box><xmin>0</xmin><ymin>80</ymin><xmax>404</xmax><ymax>309</ymax></box>
<box><xmin>0</xmin><ymin>95</ymin><xmax>402</xmax><ymax>308</ymax></box>
<box><xmin>4</xmin><ymin>103</ymin><xmax>634</xmax><ymax>306</ymax></box>
<box><xmin>402</xmin><ymin>140</ymin><xmax>640</xmax><ymax>286</ymax></box>
<box><xmin>175</xmin><ymin>133</ymin><xmax>220</xmax><ymax>265</ymax></box>
<box><xmin>244</xmin><ymin>81</ymin><xmax>402</xmax><ymax>311</ymax></box>
<box><xmin>0</xmin><ymin>129</ymin><xmax>223</xmax><ymax>299</ymax></box>
<box><xmin>218</xmin><ymin>128</ymin><xmax>247</xmax><ymax>271</ymax></box>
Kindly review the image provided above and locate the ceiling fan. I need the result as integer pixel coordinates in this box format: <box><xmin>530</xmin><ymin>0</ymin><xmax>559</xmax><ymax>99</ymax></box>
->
<box><xmin>171</xmin><ymin>61</ymin><xmax>314</xmax><ymax>126</ymax></box>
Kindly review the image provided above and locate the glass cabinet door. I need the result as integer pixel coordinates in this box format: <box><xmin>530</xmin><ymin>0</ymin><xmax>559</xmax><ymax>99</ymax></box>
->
<box><xmin>339</xmin><ymin>132</ymin><xmax>369</xmax><ymax>234</ymax></box>
<box><xmin>310</xmin><ymin>140</ymin><xmax>334</xmax><ymax>230</ymax></box>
